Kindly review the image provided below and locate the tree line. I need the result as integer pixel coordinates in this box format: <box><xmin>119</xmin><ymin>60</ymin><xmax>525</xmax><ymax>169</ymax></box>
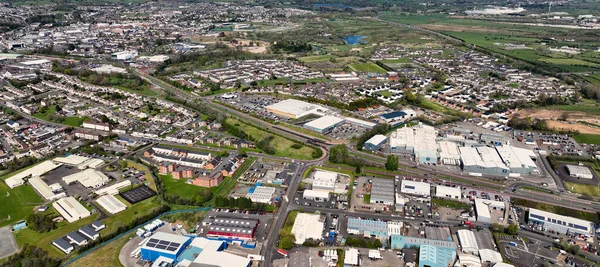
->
<box><xmin>213</xmin><ymin>196</ymin><xmax>273</xmax><ymax>211</ymax></box>
<box><xmin>0</xmin><ymin>244</ymin><xmax>61</xmax><ymax>267</ymax></box>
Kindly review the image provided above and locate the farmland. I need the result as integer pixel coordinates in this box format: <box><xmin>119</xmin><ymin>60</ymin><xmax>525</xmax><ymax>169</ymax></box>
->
<box><xmin>348</xmin><ymin>63</ymin><xmax>387</xmax><ymax>74</ymax></box>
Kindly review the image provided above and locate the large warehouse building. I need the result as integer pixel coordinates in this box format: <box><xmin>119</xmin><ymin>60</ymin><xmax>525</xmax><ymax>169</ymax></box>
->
<box><xmin>291</xmin><ymin>213</ymin><xmax>324</xmax><ymax>244</ymax></box>
<box><xmin>400</xmin><ymin>180</ymin><xmax>431</xmax><ymax>197</ymax></box>
<box><xmin>456</xmin><ymin>229</ymin><xmax>479</xmax><ymax>255</ymax></box>
<box><xmin>303</xmin><ymin>115</ymin><xmax>345</xmax><ymax>133</ymax></box>
<box><xmin>96</xmin><ymin>195</ymin><xmax>127</xmax><ymax>214</ymax></box>
<box><xmin>63</xmin><ymin>169</ymin><xmax>110</xmax><ymax>189</ymax></box>
<box><xmin>494</xmin><ymin>145</ymin><xmax>537</xmax><ymax>175</ymax></box>
<box><xmin>312</xmin><ymin>170</ymin><xmax>337</xmax><ymax>193</ymax></box>
<box><xmin>434</xmin><ymin>184</ymin><xmax>462</xmax><ymax>199</ymax></box>
<box><xmin>265</xmin><ymin>99</ymin><xmax>328</xmax><ymax>119</ymax></box>
<box><xmin>4</xmin><ymin>160</ymin><xmax>61</xmax><ymax>189</ymax></box>
<box><xmin>205</xmin><ymin>216</ymin><xmax>259</xmax><ymax>241</ymax></box>
<box><xmin>246</xmin><ymin>186</ymin><xmax>276</xmax><ymax>204</ymax></box>
<box><xmin>364</xmin><ymin>134</ymin><xmax>387</xmax><ymax>151</ymax></box>
<box><xmin>302</xmin><ymin>189</ymin><xmax>330</xmax><ymax>202</ymax></box>
<box><xmin>474</xmin><ymin>198</ymin><xmax>505</xmax><ymax>224</ymax></box>
<box><xmin>459</xmin><ymin>146</ymin><xmax>509</xmax><ymax>176</ymax></box>
<box><xmin>528</xmin><ymin>208</ymin><xmax>594</xmax><ymax>235</ymax></box>
<box><xmin>140</xmin><ymin>232</ymin><xmax>191</xmax><ymax>262</ymax></box>
<box><xmin>565</xmin><ymin>165</ymin><xmax>594</xmax><ymax>179</ymax></box>
<box><xmin>53</xmin><ymin>196</ymin><xmax>92</xmax><ymax>223</ymax></box>
<box><xmin>370</xmin><ymin>178</ymin><xmax>395</xmax><ymax>205</ymax></box>
<box><xmin>389</xmin><ymin>124</ymin><xmax>437</xmax><ymax>164</ymax></box>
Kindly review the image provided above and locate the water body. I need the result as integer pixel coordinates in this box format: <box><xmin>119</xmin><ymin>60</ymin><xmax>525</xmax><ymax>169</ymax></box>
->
<box><xmin>343</xmin><ymin>35</ymin><xmax>366</xmax><ymax>45</ymax></box>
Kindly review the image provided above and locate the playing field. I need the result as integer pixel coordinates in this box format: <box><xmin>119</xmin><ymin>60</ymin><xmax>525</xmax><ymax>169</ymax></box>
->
<box><xmin>348</xmin><ymin>63</ymin><xmax>387</xmax><ymax>74</ymax></box>
<box><xmin>0</xmin><ymin>182</ymin><xmax>43</xmax><ymax>228</ymax></box>
<box><xmin>299</xmin><ymin>55</ymin><xmax>333</xmax><ymax>63</ymax></box>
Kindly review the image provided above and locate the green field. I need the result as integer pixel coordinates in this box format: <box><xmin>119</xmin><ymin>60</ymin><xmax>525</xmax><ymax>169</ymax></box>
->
<box><xmin>101</xmin><ymin>197</ymin><xmax>160</xmax><ymax>236</ymax></box>
<box><xmin>298</xmin><ymin>55</ymin><xmax>333</xmax><ymax>63</ymax></box>
<box><xmin>573</xmin><ymin>133</ymin><xmax>600</xmax><ymax>145</ymax></box>
<box><xmin>553</xmin><ymin>104</ymin><xmax>600</xmax><ymax>116</ymax></box>
<box><xmin>0</xmin><ymin>182</ymin><xmax>44</xmax><ymax>227</ymax></box>
<box><xmin>160</xmin><ymin>174</ymin><xmax>208</xmax><ymax>197</ymax></box>
<box><xmin>69</xmin><ymin>233</ymin><xmax>132</xmax><ymax>267</ymax></box>
<box><xmin>564</xmin><ymin>182</ymin><xmax>600</xmax><ymax>197</ymax></box>
<box><xmin>33</xmin><ymin>105</ymin><xmax>89</xmax><ymax>127</ymax></box>
<box><xmin>539</xmin><ymin>58</ymin><xmax>599</xmax><ymax>67</ymax></box>
<box><xmin>227</xmin><ymin>118</ymin><xmax>318</xmax><ymax>160</ymax></box>
<box><xmin>348</xmin><ymin>63</ymin><xmax>387</xmax><ymax>74</ymax></box>
<box><xmin>379</xmin><ymin>58</ymin><xmax>411</xmax><ymax>64</ymax></box>
<box><xmin>114</xmin><ymin>85</ymin><xmax>157</xmax><ymax>97</ymax></box>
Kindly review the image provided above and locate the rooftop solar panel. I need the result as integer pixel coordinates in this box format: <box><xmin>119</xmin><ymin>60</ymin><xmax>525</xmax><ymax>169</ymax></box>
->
<box><xmin>171</xmin><ymin>242</ymin><xmax>180</xmax><ymax>247</ymax></box>
<box><xmin>149</xmin><ymin>238</ymin><xmax>159</xmax><ymax>243</ymax></box>
<box><xmin>166</xmin><ymin>246</ymin><xmax>178</xmax><ymax>252</ymax></box>
<box><xmin>156</xmin><ymin>244</ymin><xmax>167</xmax><ymax>249</ymax></box>
<box><xmin>159</xmin><ymin>240</ymin><xmax>169</xmax><ymax>245</ymax></box>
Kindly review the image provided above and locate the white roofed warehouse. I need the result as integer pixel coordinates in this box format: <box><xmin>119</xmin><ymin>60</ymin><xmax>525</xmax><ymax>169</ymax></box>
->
<box><xmin>290</xmin><ymin>213</ymin><xmax>324</xmax><ymax>245</ymax></box>
<box><xmin>265</xmin><ymin>99</ymin><xmax>328</xmax><ymax>119</ymax></box>
<box><xmin>456</xmin><ymin>229</ymin><xmax>479</xmax><ymax>255</ymax></box>
<box><xmin>364</xmin><ymin>134</ymin><xmax>387</xmax><ymax>151</ymax></box>
<box><xmin>312</xmin><ymin>169</ymin><xmax>338</xmax><ymax>193</ymax></box>
<box><xmin>96</xmin><ymin>195</ymin><xmax>127</xmax><ymax>214</ymax></box>
<box><xmin>434</xmin><ymin>185</ymin><xmax>462</xmax><ymax>199</ymax></box>
<box><xmin>303</xmin><ymin>116</ymin><xmax>345</xmax><ymax>134</ymax></box>
<box><xmin>565</xmin><ymin>165</ymin><xmax>593</xmax><ymax>179</ymax></box>
<box><xmin>53</xmin><ymin>196</ymin><xmax>91</xmax><ymax>223</ymax></box>
<box><xmin>389</xmin><ymin>123</ymin><xmax>438</xmax><ymax>164</ymax></box>
<box><xmin>400</xmin><ymin>180</ymin><xmax>431</xmax><ymax>197</ymax></box>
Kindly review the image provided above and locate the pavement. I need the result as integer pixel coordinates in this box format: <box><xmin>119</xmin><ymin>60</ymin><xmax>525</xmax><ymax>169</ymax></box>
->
<box><xmin>0</xmin><ymin>226</ymin><xmax>18</xmax><ymax>259</ymax></box>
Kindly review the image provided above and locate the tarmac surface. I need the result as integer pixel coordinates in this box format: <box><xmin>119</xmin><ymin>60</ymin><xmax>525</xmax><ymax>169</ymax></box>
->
<box><xmin>0</xmin><ymin>226</ymin><xmax>19</xmax><ymax>259</ymax></box>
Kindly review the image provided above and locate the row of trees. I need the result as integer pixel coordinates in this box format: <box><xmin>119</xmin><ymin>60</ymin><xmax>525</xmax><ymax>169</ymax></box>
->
<box><xmin>345</xmin><ymin>237</ymin><xmax>383</xmax><ymax>248</ymax></box>
<box><xmin>0</xmin><ymin>244</ymin><xmax>61</xmax><ymax>267</ymax></box>
<box><xmin>213</xmin><ymin>196</ymin><xmax>273</xmax><ymax>211</ymax></box>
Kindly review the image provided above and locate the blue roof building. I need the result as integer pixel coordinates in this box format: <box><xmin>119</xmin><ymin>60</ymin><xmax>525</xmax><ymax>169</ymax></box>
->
<box><xmin>141</xmin><ymin>232</ymin><xmax>191</xmax><ymax>262</ymax></box>
<box><xmin>390</xmin><ymin>235</ymin><xmax>455</xmax><ymax>250</ymax></box>
<box><xmin>347</xmin><ymin>217</ymin><xmax>388</xmax><ymax>238</ymax></box>
<box><xmin>418</xmin><ymin>245</ymin><xmax>456</xmax><ymax>267</ymax></box>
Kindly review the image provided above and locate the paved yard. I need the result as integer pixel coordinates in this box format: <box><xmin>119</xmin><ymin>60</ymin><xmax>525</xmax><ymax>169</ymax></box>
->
<box><xmin>0</xmin><ymin>226</ymin><xmax>19</xmax><ymax>259</ymax></box>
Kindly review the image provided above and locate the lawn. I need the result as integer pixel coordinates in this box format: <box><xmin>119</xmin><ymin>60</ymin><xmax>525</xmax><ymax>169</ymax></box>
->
<box><xmin>432</xmin><ymin>198</ymin><xmax>472</xmax><ymax>211</ymax></box>
<box><xmin>539</xmin><ymin>58</ymin><xmax>598</xmax><ymax>67</ymax></box>
<box><xmin>226</xmin><ymin>118</ymin><xmax>318</xmax><ymax>160</ymax></box>
<box><xmin>553</xmin><ymin>104</ymin><xmax>600</xmax><ymax>116</ymax></box>
<box><xmin>160</xmin><ymin>174</ymin><xmax>207</xmax><ymax>198</ymax></box>
<box><xmin>573</xmin><ymin>133</ymin><xmax>600</xmax><ymax>145</ymax></box>
<box><xmin>0</xmin><ymin>182</ymin><xmax>44</xmax><ymax>227</ymax></box>
<box><xmin>363</xmin><ymin>194</ymin><xmax>370</xmax><ymax>204</ymax></box>
<box><xmin>68</xmin><ymin>233</ymin><xmax>133</xmax><ymax>267</ymax></box>
<box><xmin>348</xmin><ymin>63</ymin><xmax>387</xmax><ymax>74</ymax></box>
<box><xmin>298</xmin><ymin>55</ymin><xmax>333</xmax><ymax>63</ymax></box>
<box><xmin>379</xmin><ymin>58</ymin><xmax>411</xmax><ymax>64</ymax></box>
<box><xmin>124</xmin><ymin>160</ymin><xmax>157</xmax><ymax>191</ymax></box>
<box><xmin>564</xmin><ymin>182</ymin><xmax>600</xmax><ymax>197</ymax></box>
<box><xmin>33</xmin><ymin>105</ymin><xmax>89</xmax><ymax>127</ymax></box>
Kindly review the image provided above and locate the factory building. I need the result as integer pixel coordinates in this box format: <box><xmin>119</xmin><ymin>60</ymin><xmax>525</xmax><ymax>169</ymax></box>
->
<box><xmin>140</xmin><ymin>232</ymin><xmax>191</xmax><ymax>262</ymax></box>
<box><xmin>290</xmin><ymin>213</ymin><xmax>324</xmax><ymax>245</ymax></box>
<box><xmin>474</xmin><ymin>198</ymin><xmax>505</xmax><ymax>224</ymax></box>
<box><xmin>53</xmin><ymin>196</ymin><xmax>92</xmax><ymax>223</ymax></box>
<box><xmin>363</xmin><ymin>134</ymin><xmax>387</xmax><ymax>151</ymax></box>
<box><xmin>528</xmin><ymin>208</ymin><xmax>594</xmax><ymax>235</ymax></box>
<box><xmin>302</xmin><ymin>189</ymin><xmax>330</xmax><ymax>202</ymax></box>
<box><xmin>246</xmin><ymin>186</ymin><xmax>276</xmax><ymax>204</ymax></box>
<box><xmin>434</xmin><ymin>185</ymin><xmax>462</xmax><ymax>199</ymax></box>
<box><xmin>459</xmin><ymin>146</ymin><xmax>509</xmax><ymax>176</ymax></box>
<box><xmin>205</xmin><ymin>216</ymin><xmax>259</xmax><ymax>241</ymax></box>
<box><xmin>479</xmin><ymin>133</ymin><xmax>509</xmax><ymax>146</ymax></box>
<box><xmin>96</xmin><ymin>195</ymin><xmax>127</xmax><ymax>214</ymax></box>
<box><xmin>5</xmin><ymin>160</ymin><xmax>61</xmax><ymax>189</ymax></box>
<box><xmin>303</xmin><ymin>116</ymin><xmax>345</xmax><ymax>134</ymax></box>
<box><xmin>347</xmin><ymin>217</ymin><xmax>388</xmax><ymax>238</ymax></box>
<box><xmin>390</xmin><ymin>235</ymin><xmax>456</xmax><ymax>250</ymax></box>
<box><xmin>494</xmin><ymin>145</ymin><xmax>538</xmax><ymax>175</ymax></box>
<box><xmin>456</xmin><ymin>229</ymin><xmax>479</xmax><ymax>255</ymax></box>
<box><xmin>389</xmin><ymin>123</ymin><xmax>437</xmax><ymax>164</ymax></box>
<box><xmin>438</xmin><ymin>141</ymin><xmax>461</xmax><ymax>166</ymax></box>
<box><xmin>379</xmin><ymin>109</ymin><xmax>416</xmax><ymax>126</ymax></box>
<box><xmin>265</xmin><ymin>99</ymin><xmax>328</xmax><ymax>119</ymax></box>
<box><xmin>565</xmin><ymin>165</ymin><xmax>594</xmax><ymax>179</ymax></box>
<box><xmin>62</xmin><ymin>169</ymin><xmax>110</xmax><ymax>189</ymax></box>
<box><xmin>312</xmin><ymin>170</ymin><xmax>338</xmax><ymax>193</ymax></box>
<box><xmin>400</xmin><ymin>180</ymin><xmax>431</xmax><ymax>197</ymax></box>
<box><xmin>418</xmin><ymin>245</ymin><xmax>457</xmax><ymax>267</ymax></box>
<box><xmin>370</xmin><ymin>178</ymin><xmax>395</xmax><ymax>205</ymax></box>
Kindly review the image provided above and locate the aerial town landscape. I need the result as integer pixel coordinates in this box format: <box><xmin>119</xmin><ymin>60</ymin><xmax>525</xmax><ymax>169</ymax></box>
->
<box><xmin>0</xmin><ymin>0</ymin><xmax>600</xmax><ymax>267</ymax></box>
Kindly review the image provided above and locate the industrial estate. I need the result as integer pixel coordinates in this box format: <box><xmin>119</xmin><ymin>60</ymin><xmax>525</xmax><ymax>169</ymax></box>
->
<box><xmin>0</xmin><ymin>1</ymin><xmax>599</xmax><ymax>267</ymax></box>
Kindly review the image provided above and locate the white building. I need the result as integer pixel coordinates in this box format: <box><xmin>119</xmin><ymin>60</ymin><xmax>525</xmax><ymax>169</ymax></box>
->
<box><xmin>566</xmin><ymin>165</ymin><xmax>593</xmax><ymax>179</ymax></box>
<box><xmin>290</xmin><ymin>213</ymin><xmax>324</xmax><ymax>245</ymax></box>
<box><xmin>302</xmin><ymin>189</ymin><xmax>330</xmax><ymax>202</ymax></box>
<box><xmin>389</xmin><ymin>123</ymin><xmax>438</xmax><ymax>164</ymax></box>
<box><xmin>528</xmin><ymin>208</ymin><xmax>594</xmax><ymax>235</ymax></box>
<box><xmin>474</xmin><ymin>198</ymin><xmax>505</xmax><ymax>224</ymax></box>
<box><xmin>30</xmin><ymin>177</ymin><xmax>65</xmax><ymax>201</ymax></box>
<box><xmin>344</xmin><ymin>248</ymin><xmax>360</xmax><ymax>266</ymax></box>
<box><xmin>438</xmin><ymin>141</ymin><xmax>461</xmax><ymax>166</ymax></box>
<box><xmin>82</xmin><ymin>121</ymin><xmax>110</xmax><ymax>131</ymax></box>
<box><xmin>312</xmin><ymin>170</ymin><xmax>337</xmax><ymax>193</ymax></box>
<box><xmin>265</xmin><ymin>99</ymin><xmax>328</xmax><ymax>119</ymax></box>
<box><xmin>62</xmin><ymin>169</ymin><xmax>110</xmax><ymax>188</ymax></box>
<box><xmin>246</xmin><ymin>186</ymin><xmax>276</xmax><ymax>204</ymax></box>
<box><xmin>303</xmin><ymin>116</ymin><xmax>345</xmax><ymax>133</ymax></box>
<box><xmin>434</xmin><ymin>185</ymin><xmax>462</xmax><ymax>199</ymax></box>
<box><xmin>479</xmin><ymin>249</ymin><xmax>503</xmax><ymax>264</ymax></box>
<box><xmin>53</xmin><ymin>196</ymin><xmax>91</xmax><ymax>223</ymax></box>
<box><xmin>400</xmin><ymin>180</ymin><xmax>431</xmax><ymax>197</ymax></box>
<box><xmin>456</xmin><ymin>229</ymin><xmax>479</xmax><ymax>255</ymax></box>
<box><xmin>459</xmin><ymin>146</ymin><xmax>509</xmax><ymax>176</ymax></box>
<box><xmin>96</xmin><ymin>195</ymin><xmax>127</xmax><ymax>214</ymax></box>
<box><xmin>4</xmin><ymin>160</ymin><xmax>61</xmax><ymax>189</ymax></box>
<box><xmin>95</xmin><ymin>180</ymin><xmax>132</xmax><ymax>196</ymax></box>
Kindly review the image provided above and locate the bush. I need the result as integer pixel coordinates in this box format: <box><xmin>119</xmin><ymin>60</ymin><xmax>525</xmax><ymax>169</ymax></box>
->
<box><xmin>26</xmin><ymin>214</ymin><xmax>56</xmax><ymax>233</ymax></box>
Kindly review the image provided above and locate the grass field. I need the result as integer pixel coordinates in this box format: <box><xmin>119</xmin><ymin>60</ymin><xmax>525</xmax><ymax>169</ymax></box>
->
<box><xmin>539</xmin><ymin>58</ymin><xmax>599</xmax><ymax>67</ymax></box>
<box><xmin>553</xmin><ymin>104</ymin><xmax>600</xmax><ymax>116</ymax></box>
<box><xmin>379</xmin><ymin>58</ymin><xmax>411</xmax><ymax>64</ymax></box>
<box><xmin>124</xmin><ymin>160</ymin><xmax>157</xmax><ymax>191</ymax></box>
<box><xmin>114</xmin><ymin>85</ymin><xmax>157</xmax><ymax>97</ymax></box>
<box><xmin>573</xmin><ymin>133</ymin><xmax>600</xmax><ymax>145</ymax></box>
<box><xmin>160</xmin><ymin>174</ymin><xmax>207</xmax><ymax>198</ymax></box>
<box><xmin>348</xmin><ymin>63</ymin><xmax>387</xmax><ymax>74</ymax></box>
<box><xmin>226</xmin><ymin>118</ymin><xmax>317</xmax><ymax>160</ymax></box>
<box><xmin>564</xmin><ymin>182</ymin><xmax>600</xmax><ymax>197</ymax></box>
<box><xmin>33</xmin><ymin>105</ymin><xmax>89</xmax><ymax>127</ymax></box>
<box><xmin>68</xmin><ymin>233</ymin><xmax>133</xmax><ymax>267</ymax></box>
<box><xmin>432</xmin><ymin>198</ymin><xmax>472</xmax><ymax>210</ymax></box>
<box><xmin>0</xmin><ymin>182</ymin><xmax>44</xmax><ymax>227</ymax></box>
<box><xmin>298</xmin><ymin>55</ymin><xmax>333</xmax><ymax>63</ymax></box>
<box><xmin>101</xmin><ymin>197</ymin><xmax>160</xmax><ymax>236</ymax></box>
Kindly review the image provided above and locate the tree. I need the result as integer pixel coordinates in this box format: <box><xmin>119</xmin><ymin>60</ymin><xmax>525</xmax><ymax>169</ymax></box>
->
<box><xmin>279</xmin><ymin>235</ymin><xmax>295</xmax><ymax>250</ymax></box>
<box><xmin>355</xmin><ymin>165</ymin><xmax>362</xmax><ymax>174</ymax></box>
<box><xmin>491</xmin><ymin>223</ymin><xmax>505</xmax><ymax>233</ymax></box>
<box><xmin>506</xmin><ymin>223</ymin><xmax>519</xmax><ymax>235</ymax></box>
<box><xmin>385</xmin><ymin>155</ymin><xmax>398</xmax><ymax>171</ymax></box>
<box><xmin>328</xmin><ymin>145</ymin><xmax>348</xmax><ymax>164</ymax></box>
